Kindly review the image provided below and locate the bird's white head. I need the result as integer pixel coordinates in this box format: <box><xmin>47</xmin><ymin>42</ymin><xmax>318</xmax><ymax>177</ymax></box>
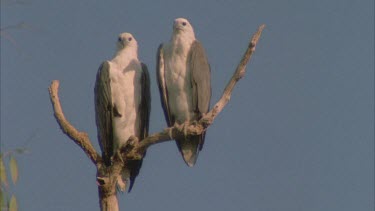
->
<box><xmin>116</xmin><ymin>32</ymin><xmax>138</xmax><ymax>50</ymax></box>
<box><xmin>172</xmin><ymin>18</ymin><xmax>195</xmax><ymax>39</ymax></box>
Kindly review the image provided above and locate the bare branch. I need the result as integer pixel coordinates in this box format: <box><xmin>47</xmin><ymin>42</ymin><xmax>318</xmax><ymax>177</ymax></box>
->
<box><xmin>48</xmin><ymin>80</ymin><xmax>101</xmax><ymax>165</ymax></box>
<box><xmin>48</xmin><ymin>24</ymin><xmax>265</xmax><ymax>211</ymax></box>
<box><xmin>205</xmin><ymin>24</ymin><xmax>265</xmax><ymax>122</ymax></box>
<box><xmin>134</xmin><ymin>24</ymin><xmax>266</xmax><ymax>153</ymax></box>
<box><xmin>48</xmin><ymin>24</ymin><xmax>264</xmax><ymax>163</ymax></box>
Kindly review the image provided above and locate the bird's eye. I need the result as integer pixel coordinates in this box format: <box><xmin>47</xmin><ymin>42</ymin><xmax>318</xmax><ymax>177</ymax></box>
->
<box><xmin>128</xmin><ymin>37</ymin><xmax>132</xmax><ymax>41</ymax></box>
<box><xmin>118</xmin><ymin>37</ymin><xmax>122</xmax><ymax>42</ymax></box>
<box><xmin>182</xmin><ymin>22</ymin><xmax>187</xmax><ymax>26</ymax></box>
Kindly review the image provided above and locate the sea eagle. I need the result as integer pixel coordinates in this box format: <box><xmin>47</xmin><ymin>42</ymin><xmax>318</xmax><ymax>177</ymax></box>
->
<box><xmin>95</xmin><ymin>32</ymin><xmax>150</xmax><ymax>192</ymax></box>
<box><xmin>157</xmin><ymin>18</ymin><xmax>211</xmax><ymax>166</ymax></box>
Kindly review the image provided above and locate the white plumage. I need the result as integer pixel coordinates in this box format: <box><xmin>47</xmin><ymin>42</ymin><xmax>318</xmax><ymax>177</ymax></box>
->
<box><xmin>109</xmin><ymin>33</ymin><xmax>142</xmax><ymax>153</ymax></box>
<box><xmin>164</xmin><ymin>19</ymin><xmax>196</xmax><ymax>124</ymax></box>
<box><xmin>95</xmin><ymin>32</ymin><xmax>150</xmax><ymax>192</ymax></box>
<box><xmin>157</xmin><ymin>18</ymin><xmax>211</xmax><ymax>166</ymax></box>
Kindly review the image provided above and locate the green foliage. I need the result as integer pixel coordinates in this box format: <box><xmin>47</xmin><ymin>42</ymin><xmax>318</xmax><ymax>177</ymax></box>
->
<box><xmin>0</xmin><ymin>148</ymin><xmax>26</xmax><ymax>211</ymax></box>
<box><xmin>0</xmin><ymin>187</ymin><xmax>5</xmax><ymax>211</ymax></box>
<box><xmin>0</xmin><ymin>157</ymin><xmax>7</xmax><ymax>187</ymax></box>
<box><xmin>9</xmin><ymin>195</ymin><xmax>18</xmax><ymax>211</ymax></box>
<box><xmin>14</xmin><ymin>149</ymin><xmax>28</xmax><ymax>154</ymax></box>
<box><xmin>9</xmin><ymin>156</ymin><xmax>18</xmax><ymax>185</ymax></box>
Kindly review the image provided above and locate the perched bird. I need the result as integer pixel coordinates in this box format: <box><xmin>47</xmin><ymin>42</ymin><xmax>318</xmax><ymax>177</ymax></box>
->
<box><xmin>95</xmin><ymin>32</ymin><xmax>151</xmax><ymax>192</ymax></box>
<box><xmin>157</xmin><ymin>18</ymin><xmax>211</xmax><ymax>166</ymax></box>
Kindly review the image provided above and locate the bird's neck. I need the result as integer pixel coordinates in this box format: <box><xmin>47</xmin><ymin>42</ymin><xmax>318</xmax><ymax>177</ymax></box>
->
<box><xmin>171</xmin><ymin>33</ymin><xmax>195</xmax><ymax>52</ymax></box>
<box><xmin>172</xmin><ymin>29</ymin><xmax>196</xmax><ymax>41</ymax></box>
<box><xmin>112</xmin><ymin>47</ymin><xmax>138</xmax><ymax>67</ymax></box>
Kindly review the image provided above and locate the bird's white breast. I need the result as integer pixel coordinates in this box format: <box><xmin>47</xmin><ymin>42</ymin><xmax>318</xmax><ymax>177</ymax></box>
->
<box><xmin>109</xmin><ymin>57</ymin><xmax>142</xmax><ymax>152</ymax></box>
<box><xmin>164</xmin><ymin>37</ymin><xmax>194</xmax><ymax>123</ymax></box>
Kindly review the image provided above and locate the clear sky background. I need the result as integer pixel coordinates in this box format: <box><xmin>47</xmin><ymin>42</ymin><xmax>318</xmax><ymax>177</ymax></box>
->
<box><xmin>1</xmin><ymin>0</ymin><xmax>374</xmax><ymax>210</ymax></box>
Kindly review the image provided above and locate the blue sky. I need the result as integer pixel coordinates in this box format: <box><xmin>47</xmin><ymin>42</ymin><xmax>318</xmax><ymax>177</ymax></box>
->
<box><xmin>1</xmin><ymin>0</ymin><xmax>374</xmax><ymax>210</ymax></box>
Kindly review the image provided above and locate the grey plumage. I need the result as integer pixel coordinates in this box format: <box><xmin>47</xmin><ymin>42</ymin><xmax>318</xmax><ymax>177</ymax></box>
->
<box><xmin>157</xmin><ymin>18</ymin><xmax>211</xmax><ymax>166</ymax></box>
<box><xmin>94</xmin><ymin>32</ymin><xmax>150</xmax><ymax>192</ymax></box>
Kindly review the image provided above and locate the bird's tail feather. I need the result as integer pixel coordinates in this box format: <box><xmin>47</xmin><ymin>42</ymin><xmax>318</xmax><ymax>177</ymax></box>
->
<box><xmin>127</xmin><ymin>159</ymin><xmax>143</xmax><ymax>193</ymax></box>
<box><xmin>176</xmin><ymin>135</ymin><xmax>202</xmax><ymax>167</ymax></box>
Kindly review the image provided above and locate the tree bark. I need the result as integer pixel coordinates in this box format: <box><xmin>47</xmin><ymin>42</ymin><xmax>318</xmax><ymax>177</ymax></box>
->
<box><xmin>48</xmin><ymin>24</ymin><xmax>265</xmax><ymax>211</ymax></box>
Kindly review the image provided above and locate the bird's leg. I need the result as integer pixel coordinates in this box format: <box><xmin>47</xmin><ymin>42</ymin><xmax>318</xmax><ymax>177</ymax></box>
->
<box><xmin>126</xmin><ymin>136</ymin><xmax>137</xmax><ymax>152</ymax></box>
<box><xmin>192</xmin><ymin>120</ymin><xmax>199</xmax><ymax>133</ymax></box>
<box><xmin>183</xmin><ymin>120</ymin><xmax>189</xmax><ymax>138</ymax></box>
<box><xmin>117</xmin><ymin>136</ymin><xmax>138</xmax><ymax>162</ymax></box>
<box><xmin>170</xmin><ymin>122</ymin><xmax>180</xmax><ymax>139</ymax></box>
<box><xmin>200</xmin><ymin>113</ymin><xmax>211</xmax><ymax>127</ymax></box>
<box><xmin>115</xmin><ymin>149</ymin><xmax>124</xmax><ymax>163</ymax></box>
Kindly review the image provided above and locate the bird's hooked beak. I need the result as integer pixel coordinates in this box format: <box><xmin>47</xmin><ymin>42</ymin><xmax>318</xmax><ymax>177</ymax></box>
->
<box><xmin>173</xmin><ymin>20</ymin><xmax>185</xmax><ymax>33</ymax></box>
<box><xmin>173</xmin><ymin>25</ymin><xmax>182</xmax><ymax>33</ymax></box>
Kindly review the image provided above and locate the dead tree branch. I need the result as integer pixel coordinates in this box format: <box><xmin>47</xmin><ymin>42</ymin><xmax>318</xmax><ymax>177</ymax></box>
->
<box><xmin>48</xmin><ymin>81</ymin><xmax>101</xmax><ymax>165</ymax></box>
<box><xmin>133</xmin><ymin>24</ymin><xmax>266</xmax><ymax>153</ymax></box>
<box><xmin>48</xmin><ymin>24</ymin><xmax>265</xmax><ymax>211</ymax></box>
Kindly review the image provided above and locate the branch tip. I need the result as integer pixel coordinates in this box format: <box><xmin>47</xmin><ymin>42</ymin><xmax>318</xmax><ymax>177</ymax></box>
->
<box><xmin>48</xmin><ymin>79</ymin><xmax>100</xmax><ymax>165</ymax></box>
<box><xmin>49</xmin><ymin>24</ymin><xmax>265</xmax><ymax>210</ymax></box>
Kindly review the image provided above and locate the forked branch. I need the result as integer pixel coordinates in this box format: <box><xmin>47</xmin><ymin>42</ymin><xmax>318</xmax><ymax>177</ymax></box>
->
<box><xmin>48</xmin><ymin>24</ymin><xmax>265</xmax><ymax>163</ymax></box>
<box><xmin>134</xmin><ymin>24</ymin><xmax>266</xmax><ymax>152</ymax></box>
<box><xmin>48</xmin><ymin>24</ymin><xmax>265</xmax><ymax>211</ymax></box>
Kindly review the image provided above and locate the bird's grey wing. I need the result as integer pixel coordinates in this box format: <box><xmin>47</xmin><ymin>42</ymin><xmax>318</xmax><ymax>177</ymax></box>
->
<box><xmin>156</xmin><ymin>44</ymin><xmax>173</xmax><ymax>126</ymax></box>
<box><xmin>94</xmin><ymin>61</ymin><xmax>113</xmax><ymax>166</ymax></box>
<box><xmin>188</xmin><ymin>40</ymin><xmax>212</xmax><ymax>150</ymax></box>
<box><xmin>128</xmin><ymin>63</ymin><xmax>151</xmax><ymax>193</ymax></box>
<box><xmin>128</xmin><ymin>63</ymin><xmax>151</xmax><ymax>192</ymax></box>
<box><xmin>139</xmin><ymin>63</ymin><xmax>151</xmax><ymax>140</ymax></box>
<box><xmin>189</xmin><ymin>41</ymin><xmax>211</xmax><ymax>115</ymax></box>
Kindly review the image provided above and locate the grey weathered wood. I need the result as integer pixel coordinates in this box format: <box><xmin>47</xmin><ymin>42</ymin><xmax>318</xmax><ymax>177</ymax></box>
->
<box><xmin>48</xmin><ymin>24</ymin><xmax>265</xmax><ymax>211</ymax></box>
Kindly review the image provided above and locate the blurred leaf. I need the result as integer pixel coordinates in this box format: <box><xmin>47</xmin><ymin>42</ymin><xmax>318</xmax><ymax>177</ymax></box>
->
<box><xmin>9</xmin><ymin>195</ymin><xmax>17</xmax><ymax>211</ymax></box>
<box><xmin>9</xmin><ymin>156</ymin><xmax>18</xmax><ymax>185</ymax></box>
<box><xmin>0</xmin><ymin>157</ymin><xmax>7</xmax><ymax>186</ymax></box>
<box><xmin>14</xmin><ymin>148</ymin><xmax>29</xmax><ymax>154</ymax></box>
<box><xmin>0</xmin><ymin>188</ymin><xmax>4</xmax><ymax>210</ymax></box>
